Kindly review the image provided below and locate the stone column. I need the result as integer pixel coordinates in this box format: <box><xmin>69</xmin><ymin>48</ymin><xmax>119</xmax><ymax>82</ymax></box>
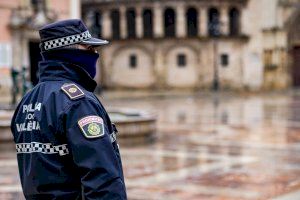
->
<box><xmin>220</xmin><ymin>7</ymin><xmax>229</xmax><ymax>35</ymax></box>
<box><xmin>154</xmin><ymin>3</ymin><xmax>163</xmax><ymax>38</ymax></box>
<box><xmin>136</xmin><ymin>7</ymin><xmax>143</xmax><ymax>38</ymax></box>
<box><xmin>102</xmin><ymin>10</ymin><xmax>111</xmax><ymax>39</ymax></box>
<box><xmin>240</xmin><ymin>8</ymin><xmax>245</xmax><ymax>35</ymax></box>
<box><xmin>176</xmin><ymin>4</ymin><xmax>186</xmax><ymax>38</ymax></box>
<box><xmin>120</xmin><ymin>6</ymin><xmax>127</xmax><ymax>39</ymax></box>
<box><xmin>154</xmin><ymin>46</ymin><xmax>164</xmax><ymax>87</ymax></box>
<box><xmin>199</xmin><ymin>7</ymin><xmax>207</xmax><ymax>37</ymax></box>
<box><xmin>70</xmin><ymin>0</ymin><xmax>80</xmax><ymax>18</ymax></box>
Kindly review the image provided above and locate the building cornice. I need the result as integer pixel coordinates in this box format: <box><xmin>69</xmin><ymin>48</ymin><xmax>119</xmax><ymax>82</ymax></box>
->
<box><xmin>82</xmin><ymin>0</ymin><xmax>249</xmax><ymax>6</ymax></box>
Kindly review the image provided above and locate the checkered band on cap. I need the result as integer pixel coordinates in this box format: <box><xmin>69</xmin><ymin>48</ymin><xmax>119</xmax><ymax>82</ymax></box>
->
<box><xmin>16</xmin><ymin>142</ymin><xmax>69</xmax><ymax>156</ymax></box>
<box><xmin>43</xmin><ymin>30</ymin><xmax>92</xmax><ymax>50</ymax></box>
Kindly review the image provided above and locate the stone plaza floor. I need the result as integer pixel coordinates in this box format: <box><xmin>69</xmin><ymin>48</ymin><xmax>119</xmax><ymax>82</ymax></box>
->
<box><xmin>1</xmin><ymin>91</ymin><xmax>300</xmax><ymax>200</ymax></box>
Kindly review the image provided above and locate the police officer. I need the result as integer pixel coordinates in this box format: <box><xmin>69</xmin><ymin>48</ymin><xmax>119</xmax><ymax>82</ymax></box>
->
<box><xmin>10</xmin><ymin>19</ymin><xmax>127</xmax><ymax>199</ymax></box>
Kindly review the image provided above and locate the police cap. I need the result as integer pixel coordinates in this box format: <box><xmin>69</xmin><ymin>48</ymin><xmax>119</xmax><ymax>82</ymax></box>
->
<box><xmin>39</xmin><ymin>19</ymin><xmax>108</xmax><ymax>51</ymax></box>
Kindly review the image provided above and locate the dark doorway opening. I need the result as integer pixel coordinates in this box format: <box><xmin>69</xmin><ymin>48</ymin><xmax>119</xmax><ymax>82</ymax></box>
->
<box><xmin>29</xmin><ymin>41</ymin><xmax>42</xmax><ymax>86</ymax></box>
<box><xmin>164</xmin><ymin>8</ymin><xmax>176</xmax><ymax>37</ymax></box>
<box><xmin>143</xmin><ymin>9</ymin><xmax>153</xmax><ymax>38</ymax></box>
<box><xmin>111</xmin><ymin>9</ymin><xmax>120</xmax><ymax>39</ymax></box>
<box><xmin>292</xmin><ymin>46</ymin><xmax>300</xmax><ymax>87</ymax></box>
<box><xmin>229</xmin><ymin>7</ymin><xmax>240</xmax><ymax>36</ymax></box>
<box><xmin>93</xmin><ymin>11</ymin><xmax>102</xmax><ymax>38</ymax></box>
<box><xmin>127</xmin><ymin>8</ymin><xmax>136</xmax><ymax>38</ymax></box>
<box><xmin>208</xmin><ymin>8</ymin><xmax>220</xmax><ymax>37</ymax></box>
<box><xmin>186</xmin><ymin>7</ymin><xmax>198</xmax><ymax>37</ymax></box>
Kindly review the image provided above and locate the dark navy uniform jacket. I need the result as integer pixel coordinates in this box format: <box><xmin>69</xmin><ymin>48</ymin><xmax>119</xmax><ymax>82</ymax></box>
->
<box><xmin>11</xmin><ymin>60</ymin><xmax>127</xmax><ymax>200</ymax></box>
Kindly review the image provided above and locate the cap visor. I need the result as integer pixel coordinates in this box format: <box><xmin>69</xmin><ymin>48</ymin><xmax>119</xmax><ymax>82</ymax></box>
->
<box><xmin>81</xmin><ymin>37</ymin><xmax>109</xmax><ymax>46</ymax></box>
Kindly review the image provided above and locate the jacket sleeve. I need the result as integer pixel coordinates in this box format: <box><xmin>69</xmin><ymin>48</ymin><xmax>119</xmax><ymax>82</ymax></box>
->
<box><xmin>63</xmin><ymin>98</ymin><xmax>127</xmax><ymax>200</ymax></box>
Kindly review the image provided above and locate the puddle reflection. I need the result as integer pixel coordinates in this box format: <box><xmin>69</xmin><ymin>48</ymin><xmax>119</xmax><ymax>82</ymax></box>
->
<box><xmin>1</xmin><ymin>93</ymin><xmax>300</xmax><ymax>199</ymax></box>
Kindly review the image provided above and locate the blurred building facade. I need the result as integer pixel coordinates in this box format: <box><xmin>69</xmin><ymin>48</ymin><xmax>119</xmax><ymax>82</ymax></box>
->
<box><xmin>0</xmin><ymin>0</ymin><xmax>80</xmax><ymax>95</ymax></box>
<box><xmin>0</xmin><ymin>0</ymin><xmax>300</xmax><ymax>94</ymax></box>
<box><xmin>82</xmin><ymin>0</ymin><xmax>300</xmax><ymax>90</ymax></box>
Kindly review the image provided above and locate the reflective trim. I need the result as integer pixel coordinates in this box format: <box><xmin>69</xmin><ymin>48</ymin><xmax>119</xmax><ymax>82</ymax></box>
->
<box><xmin>43</xmin><ymin>30</ymin><xmax>91</xmax><ymax>50</ymax></box>
<box><xmin>16</xmin><ymin>142</ymin><xmax>69</xmax><ymax>156</ymax></box>
<box><xmin>110</xmin><ymin>132</ymin><xmax>117</xmax><ymax>143</ymax></box>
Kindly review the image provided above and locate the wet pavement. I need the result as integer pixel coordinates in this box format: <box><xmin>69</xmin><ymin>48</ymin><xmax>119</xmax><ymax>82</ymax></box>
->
<box><xmin>1</xmin><ymin>92</ymin><xmax>300</xmax><ymax>200</ymax></box>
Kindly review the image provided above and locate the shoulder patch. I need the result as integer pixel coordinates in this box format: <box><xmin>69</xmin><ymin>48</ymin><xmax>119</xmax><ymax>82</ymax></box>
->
<box><xmin>61</xmin><ymin>83</ymin><xmax>84</xmax><ymax>100</ymax></box>
<box><xmin>78</xmin><ymin>115</ymin><xmax>105</xmax><ymax>138</ymax></box>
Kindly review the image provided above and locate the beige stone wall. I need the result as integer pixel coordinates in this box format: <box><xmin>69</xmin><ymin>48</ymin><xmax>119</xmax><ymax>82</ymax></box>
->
<box><xmin>99</xmin><ymin>38</ymin><xmax>246</xmax><ymax>89</ymax></box>
<box><xmin>241</xmin><ymin>0</ymin><xmax>296</xmax><ymax>90</ymax></box>
<box><xmin>241</xmin><ymin>0</ymin><xmax>266</xmax><ymax>90</ymax></box>
<box><xmin>262</xmin><ymin>30</ymin><xmax>290</xmax><ymax>89</ymax></box>
<box><xmin>217</xmin><ymin>40</ymin><xmax>245</xmax><ymax>89</ymax></box>
<box><xmin>165</xmin><ymin>45</ymin><xmax>198</xmax><ymax>88</ymax></box>
<box><xmin>100</xmin><ymin>41</ymin><xmax>155</xmax><ymax>89</ymax></box>
<box><xmin>110</xmin><ymin>46</ymin><xmax>155</xmax><ymax>88</ymax></box>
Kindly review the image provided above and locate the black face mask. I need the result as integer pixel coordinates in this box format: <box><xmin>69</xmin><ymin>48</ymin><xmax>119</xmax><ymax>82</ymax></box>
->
<box><xmin>41</xmin><ymin>48</ymin><xmax>99</xmax><ymax>78</ymax></box>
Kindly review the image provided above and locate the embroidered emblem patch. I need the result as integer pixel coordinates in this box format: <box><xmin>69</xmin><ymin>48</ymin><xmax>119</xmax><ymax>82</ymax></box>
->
<box><xmin>61</xmin><ymin>83</ymin><xmax>84</xmax><ymax>100</ymax></box>
<box><xmin>78</xmin><ymin>116</ymin><xmax>104</xmax><ymax>138</ymax></box>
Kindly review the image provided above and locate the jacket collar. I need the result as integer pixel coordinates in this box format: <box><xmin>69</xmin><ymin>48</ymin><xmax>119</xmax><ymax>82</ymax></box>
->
<box><xmin>38</xmin><ymin>60</ymin><xmax>97</xmax><ymax>92</ymax></box>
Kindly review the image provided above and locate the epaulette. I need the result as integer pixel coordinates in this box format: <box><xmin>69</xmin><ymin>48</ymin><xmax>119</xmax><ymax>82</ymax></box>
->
<box><xmin>61</xmin><ymin>83</ymin><xmax>85</xmax><ymax>100</ymax></box>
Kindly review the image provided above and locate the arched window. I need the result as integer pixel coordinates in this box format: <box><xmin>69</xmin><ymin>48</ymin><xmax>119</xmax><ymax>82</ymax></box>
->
<box><xmin>94</xmin><ymin>12</ymin><xmax>102</xmax><ymax>37</ymax></box>
<box><xmin>143</xmin><ymin>9</ymin><xmax>153</xmax><ymax>38</ymax></box>
<box><xmin>186</xmin><ymin>7</ymin><xmax>198</xmax><ymax>37</ymax></box>
<box><xmin>208</xmin><ymin>8</ymin><xmax>220</xmax><ymax>37</ymax></box>
<box><xmin>126</xmin><ymin>8</ymin><xmax>136</xmax><ymax>38</ymax></box>
<box><xmin>229</xmin><ymin>7</ymin><xmax>240</xmax><ymax>36</ymax></box>
<box><xmin>87</xmin><ymin>11</ymin><xmax>102</xmax><ymax>38</ymax></box>
<box><xmin>164</xmin><ymin>8</ymin><xmax>176</xmax><ymax>37</ymax></box>
<box><xmin>111</xmin><ymin>10</ymin><xmax>120</xmax><ymax>39</ymax></box>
